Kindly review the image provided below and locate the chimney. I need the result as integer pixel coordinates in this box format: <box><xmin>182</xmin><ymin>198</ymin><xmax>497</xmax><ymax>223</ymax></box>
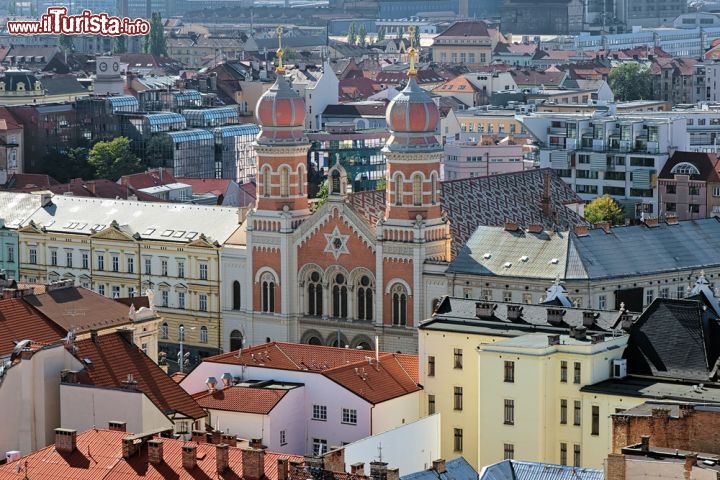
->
<box><xmin>249</xmin><ymin>438</ymin><xmax>264</xmax><ymax>449</ymax></box>
<box><xmin>583</xmin><ymin>311</ymin><xmax>598</xmax><ymax>327</ymax></box>
<box><xmin>590</xmin><ymin>333</ymin><xmax>605</xmax><ymax>344</ymax></box>
<box><xmin>148</xmin><ymin>439</ymin><xmax>164</xmax><ymax>465</ymax></box>
<box><xmin>370</xmin><ymin>461</ymin><xmax>388</xmax><ymax>480</ymax></box>
<box><xmin>242</xmin><ymin>447</ymin><xmax>266</xmax><ymax>480</ymax></box>
<box><xmin>507</xmin><ymin>304</ymin><xmax>523</xmax><ymax>321</ymax></box>
<box><xmin>574</xmin><ymin>225</ymin><xmax>589</xmax><ymax>237</ymax></box>
<box><xmin>541</xmin><ymin>170</ymin><xmax>552</xmax><ymax>218</ymax></box>
<box><xmin>211</xmin><ymin>430</ymin><xmax>222</xmax><ymax>445</ymax></box>
<box><xmin>122</xmin><ymin>437</ymin><xmax>138</xmax><ymax>459</ymax></box>
<box><xmin>432</xmin><ymin>459</ymin><xmax>446</xmax><ymax>474</ymax></box>
<box><xmin>54</xmin><ymin>428</ymin><xmax>77</xmax><ymax>453</ymax></box>
<box><xmin>122</xmin><ymin>373</ymin><xmax>138</xmax><ymax>390</ymax></box>
<box><xmin>527</xmin><ymin>223</ymin><xmax>544</xmax><ymax>233</ymax></box>
<box><xmin>640</xmin><ymin>435</ymin><xmax>650</xmax><ymax>452</ymax></box>
<box><xmin>547</xmin><ymin>334</ymin><xmax>560</xmax><ymax>346</ymax></box>
<box><xmin>574</xmin><ymin>325</ymin><xmax>587</xmax><ymax>340</ymax></box>
<box><xmin>684</xmin><ymin>453</ymin><xmax>698</xmax><ymax>477</ymax></box>
<box><xmin>90</xmin><ymin>330</ymin><xmax>99</xmax><ymax>343</ymax></box>
<box><xmin>666</xmin><ymin>214</ymin><xmax>679</xmax><ymax>225</ymax></box>
<box><xmin>60</xmin><ymin>369</ymin><xmax>78</xmax><ymax>384</ymax></box>
<box><xmin>108</xmin><ymin>421</ymin><xmax>127</xmax><ymax>432</ymax></box>
<box><xmin>191</xmin><ymin>430</ymin><xmax>206</xmax><ymax>443</ymax></box>
<box><xmin>387</xmin><ymin>467</ymin><xmax>400</xmax><ymax>480</ymax></box>
<box><xmin>504</xmin><ymin>221</ymin><xmax>519</xmax><ymax>232</ymax></box>
<box><xmin>278</xmin><ymin>458</ymin><xmax>290</xmax><ymax>480</ymax></box>
<box><xmin>216</xmin><ymin>443</ymin><xmax>229</xmax><ymax>473</ymax></box>
<box><xmin>323</xmin><ymin>447</ymin><xmax>345</xmax><ymax>473</ymax></box>
<box><xmin>643</xmin><ymin>217</ymin><xmax>659</xmax><ymax>228</ymax></box>
<box><xmin>351</xmin><ymin>463</ymin><xmax>365</xmax><ymax>476</ymax></box>
<box><xmin>182</xmin><ymin>444</ymin><xmax>198</xmax><ymax>470</ymax></box>
<box><xmin>594</xmin><ymin>221</ymin><xmax>611</xmax><ymax>233</ymax></box>
<box><xmin>547</xmin><ymin>308</ymin><xmax>566</xmax><ymax>325</ymax></box>
<box><xmin>221</xmin><ymin>433</ymin><xmax>237</xmax><ymax>447</ymax></box>
<box><xmin>606</xmin><ymin>453</ymin><xmax>626</xmax><ymax>480</ymax></box>
<box><xmin>116</xmin><ymin>327</ymin><xmax>133</xmax><ymax>344</ymax></box>
<box><xmin>476</xmin><ymin>301</ymin><xmax>496</xmax><ymax>318</ymax></box>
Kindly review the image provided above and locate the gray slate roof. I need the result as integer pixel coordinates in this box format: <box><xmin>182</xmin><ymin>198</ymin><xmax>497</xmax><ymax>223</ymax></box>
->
<box><xmin>479</xmin><ymin>460</ymin><xmax>603</xmax><ymax>480</ymax></box>
<box><xmin>0</xmin><ymin>192</ymin><xmax>43</xmax><ymax>229</ymax></box>
<box><xmin>401</xmin><ymin>457</ymin><xmax>478</xmax><ymax>480</ymax></box>
<box><xmin>449</xmin><ymin>217</ymin><xmax>720</xmax><ymax>280</ymax></box>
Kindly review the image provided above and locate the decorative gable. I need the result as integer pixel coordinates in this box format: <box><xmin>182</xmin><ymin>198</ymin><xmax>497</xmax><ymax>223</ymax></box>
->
<box><xmin>90</xmin><ymin>221</ymin><xmax>136</xmax><ymax>242</ymax></box>
<box><xmin>187</xmin><ymin>233</ymin><xmax>218</xmax><ymax>249</ymax></box>
<box><xmin>18</xmin><ymin>220</ymin><xmax>42</xmax><ymax>234</ymax></box>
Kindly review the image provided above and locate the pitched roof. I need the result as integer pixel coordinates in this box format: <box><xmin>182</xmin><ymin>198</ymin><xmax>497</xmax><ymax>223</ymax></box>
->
<box><xmin>41</xmin><ymin>75</ymin><xmax>88</xmax><ymax>95</ymax></box>
<box><xmin>0</xmin><ymin>106</ymin><xmax>22</xmax><ymax>130</ymax></box>
<box><xmin>323</xmin><ymin>102</ymin><xmax>386</xmax><ymax>118</ymax></box>
<box><xmin>23</xmin><ymin>286</ymin><xmax>134</xmax><ymax>333</ymax></box>
<box><xmin>0</xmin><ymin>191</ymin><xmax>43</xmax><ymax>228</ymax></box>
<box><xmin>0</xmin><ymin>427</ymin><xmax>305</xmax><ymax>480</ymax></box>
<box><xmin>74</xmin><ymin>332</ymin><xmax>206</xmax><ymax>419</ymax></box>
<box><xmin>0</xmin><ymin>298</ymin><xmax>66</xmax><ymax>357</ymax></box>
<box><xmin>658</xmin><ymin>151</ymin><xmax>720</xmax><ymax>182</ymax></box>
<box><xmin>478</xmin><ymin>459</ymin><xmax>602</xmax><ymax>480</ymax></box>
<box><xmin>403</xmin><ymin>457</ymin><xmax>478</xmax><ymax>480</ymax></box>
<box><xmin>432</xmin><ymin>75</ymin><xmax>479</xmax><ymax>93</ymax></box>
<box><xmin>509</xmin><ymin>69</ymin><xmax>566</xmax><ymax>88</ymax></box>
<box><xmin>347</xmin><ymin>168</ymin><xmax>588</xmax><ymax>259</ymax></box>
<box><xmin>3</xmin><ymin>173</ymin><xmax>60</xmax><ymax>191</ymax></box>
<box><xmin>175</xmin><ymin>177</ymin><xmax>233</xmax><ymax>196</ymax></box>
<box><xmin>45</xmin><ymin>179</ymin><xmax>162</xmax><ymax>202</ymax></box>
<box><xmin>436</xmin><ymin>21</ymin><xmax>490</xmax><ymax>38</ymax></box>
<box><xmin>204</xmin><ymin>342</ymin><xmax>419</xmax><ymax>405</ymax></box>
<box><xmin>624</xmin><ymin>298</ymin><xmax>720</xmax><ymax>381</ymax></box>
<box><xmin>118</xmin><ymin>168</ymin><xmax>178</xmax><ymax>190</ymax></box>
<box><xmin>193</xmin><ymin>385</ymin><xmax>289</xmax><ymax>414</ymax></box>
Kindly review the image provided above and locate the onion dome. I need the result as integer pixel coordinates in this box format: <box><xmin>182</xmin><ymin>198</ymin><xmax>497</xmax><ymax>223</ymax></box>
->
<box><xmin>255</xmin><ymin>75</ymin><xmax>306</xmax><ymax>144</ymax></box>
<box><xmin>384</xmin><ymin>76</ymin><xmax>441</xmax><ymax>151</ymax></box>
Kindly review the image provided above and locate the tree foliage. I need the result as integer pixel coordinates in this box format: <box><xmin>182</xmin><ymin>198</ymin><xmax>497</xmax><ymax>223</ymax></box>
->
<box><xmin>143</xmin><ymin>12</ymin><xmax>167</xmax><ymax>57</ymax></box>
<box><xmin>113</xmin><ymin>35</ymin><xmax>127</xmax><ymax>54</ymax></box>
<box><xmin>608</xmin><ymin>62</ymin><xmax>652</xmax><ymax>101</ymax></box>
<box><xmin>41</xmin><ymin>147</ymin><xmax>92</xmax><ymax>183</ymax></box>
<box><xmin>584</xmin><ymin>195</ymin><xmax>625</xmax><ymax>225</ymax></box>
<box><xmin>377</xmin><ymin>26</ymin><xmax>386</xmax><ymax>42</ymax></box>
<box><xmin>88</xmin><ymin>137</ymin><xmax>143</xmax><ymax>180</ymax></box>
<box><xmin>358</xmin><ymin>24</ymin><xmax>367</xmax><ymax>47</ymax></box>
<box><xmin>347</xmin><ymin>23</ymin><xmax>357</xmax><ymax>45</ymax></box>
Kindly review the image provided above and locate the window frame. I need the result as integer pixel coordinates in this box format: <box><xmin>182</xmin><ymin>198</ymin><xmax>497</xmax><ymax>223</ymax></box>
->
<box><xmin>504</xmin><ymin>360</ymin><xmax>515</xmax><ymax>383</ymax></box>
<box><xmin>504</xmin><ymin>399</ymin><xmax>514</xmax><ymax>425</ymax></box>
<box><xmin>312</xmin><ymin>404</ymin><xmax>327</xmax><ymax>421</ymax></box>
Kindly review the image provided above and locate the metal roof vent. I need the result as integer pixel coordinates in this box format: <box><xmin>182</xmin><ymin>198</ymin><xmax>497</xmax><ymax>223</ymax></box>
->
<box><xmin>483</xmin><ymin>253</ymin><xmax>492</xmax><ymax>259</ymax></box>
<box><xmin>504</xmin><ymin>262</ymin><xmax>512</xmax><ymax>268</ymax></box>
<box><xmin>549</xmin><ymin>258</ymin><xmax>559</xmax><ymax>265</ymax></box>
<box><xmin>519</xmin><ymin>255</ymin><xmax>529</xmax><ymax>262</ymax></box>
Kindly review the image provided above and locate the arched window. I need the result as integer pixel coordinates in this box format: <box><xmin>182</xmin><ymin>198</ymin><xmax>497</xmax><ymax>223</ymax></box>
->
<box><xmin>394</xmin><ymin>174</ymin><xmax>403</xmax><ymax>206</ymax></box>
<box><xmin>357</xmin><ymin>275</ymin><xmax>374</xmax><ymax>321</ymax></box>
<box><xmin>298</xmin><ymin>166</ymin><xmax>305</xmax><ymax>196</ymax></box>
<box><xmin>412</xmin><ymin>173</ymin><xmax>422</xmax><ymax>206</ymax></box>
<box><xmin>261</xmin><ymin>273</ymin><xmax>276</xmax><ymax>313</ymax></box>
<box><xmin>178</xmin><ymin>324</ymin><xmax>185</xmax><ymax>341</ymax></box>
<box><xmin>430</xmin><ymin>172</ymin><xmax>438</xmax><ymax>205</ymax></box>
<box><xmin>200</xmin><ymin>326</ymin><xmax>208</xmax><ymax>343</ymax></box>
<box><xmin>262</xmin><ymin>166</ymin><xmax>271</xmax><ymax>197</ymax></box>
<box><xmin>161</xmin><ymin>322</ymin><xmax>169</xmax><ymax>339</ymax></box>
<box><xmin>331</xmin><ymin>169</ymin><xmax>341</xmax><ymax>194</ymax></box>
<box><xmin>280</xmin><ymin>166</ymin><xmax>290</xmax><ymax>197</ymax></box>
<box><xmin>232</xmin><ymin>280</ymin><xmax>241</xmax><ymax>310</ymax></box>
<box><xmin>670</xmin><ymin>162</ymin><xmax>701</xmax><ymax>176</ymax></box>
<box><xmin>230</xmin><ymin>329</ymin><xmax>243</xmax><ymax>351</ymax></box>
<box><xmin>391</xmin><ymin>284</ymin><xmax>408</xmax><ymax>326</ymax></box>
<box><xmin>332</xmin><ymin>273</ymin><xmax>348</xmax><ymax>318</ymax></box>
<box><xmin>307</xmin><ymin>271</ymin><xmax>323</xmax><ymax>316</ymax></box>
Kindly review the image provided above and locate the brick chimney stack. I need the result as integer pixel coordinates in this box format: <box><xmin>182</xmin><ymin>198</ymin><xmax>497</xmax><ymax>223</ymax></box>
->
<box><xmin>182</xmin><ymin>444</ymin><xmax>198</xmax><ymax>470</ymax></box>
<box><xmin>216</xmin><ymin>443</ymin><xmax>229</xmax><ymax>473</ymax></box>
<box><xmin>277</xmin><ymin>458</ymin><xmax>290</xmax><ymax>480</ymax></box>
<box><xmin>108</xmin><ymin>421</ymin><xmax>127</xmax><ymax>432</ymax></box>
<box><xmin>148</xmin><ymin>439</ymin><xmax>163</xmax><ymax>465</ymax></box>
<box><xmin>432</xmin><ymin>459</ymin><xmax>446</xmax><ymax>474</ymax></box>
<box><xmin>370</xmin><ymin>461</ymin><xmax>388</xmax><ymax>480</ymax></box>
<box><xmin>351</xmin><ymin>463</ymin><xmax>365</xmax><ymax>476</ymax></box>
<box><xmin>242</xmin><ymin>447</ymin><xmax>266</xmax><ymax>480</ymax></box>
<box><xmin>54</xmin><ymin>428</ymin><xmax>77</xmax><ymax>453</ymax></box>
<box><xmin>684</xmin><ymin>453</ymin><xmax>698</xmax><ymax>480</ymax></box>
<box><xmin>122</xmin><ymin>438</ymin><xmax>138</xmax><ymax>459</ymax></box>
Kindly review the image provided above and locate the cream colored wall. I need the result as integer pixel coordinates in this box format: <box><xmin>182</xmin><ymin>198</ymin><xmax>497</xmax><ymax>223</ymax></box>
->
<box><xmin>371</xmin><ymin>391</ymin><xmax>421</xmax><ymax>434</ymax></box>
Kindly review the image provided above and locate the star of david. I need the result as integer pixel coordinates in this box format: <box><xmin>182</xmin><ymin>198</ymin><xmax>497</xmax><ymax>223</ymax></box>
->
<box><xmin>324</xmin><ymin>226</ymin><xmax>350</xmax><ymax>260</ymax></box>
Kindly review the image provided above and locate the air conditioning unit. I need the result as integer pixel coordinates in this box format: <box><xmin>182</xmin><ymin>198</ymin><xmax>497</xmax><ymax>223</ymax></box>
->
<box><xmin>612</xmin><ymin>358</ymin><xmax>627</xmax><ymax>379</ymax></box>
<box><xmin>6</xmin><ymin>451</ymin><xmax>21</xmax><ymax>463</ymax></box>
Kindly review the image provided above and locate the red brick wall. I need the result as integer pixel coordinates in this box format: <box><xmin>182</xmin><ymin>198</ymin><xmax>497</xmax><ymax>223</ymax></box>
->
<box><xmin>296</xmin><ymin>214</ymin><xmax>376</xmax><ymax>273</ymax></box>
<box><xmin>382</xmin><ymin>259</ymin><xmax>414</xmax><ymax>326</ymax></box>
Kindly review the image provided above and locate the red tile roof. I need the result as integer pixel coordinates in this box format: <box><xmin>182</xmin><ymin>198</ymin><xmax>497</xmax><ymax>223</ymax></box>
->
<box><xmin>45</xmin><ymin>179</ymin><xmax>162</xmax><ymax>202</ymax></box>
<box><xmin>0</xmin><ymin>428</ymin><xmax>305</xmax><ymax>480</ymax></box>
<box><xmin>432</xmin><ymin>75</ymin><xmax>479</xmax><ymax>93</ymax></box>
<box><xmin>4</xmin><ymin>173</ymin><xmax>60</xmax><ymax>190</ymax></box>
<box><xmin>0</xmin><ymin>106</ymin><xmax>22</xmax><ymax>130</ymax></box>
<box><xmin>74</xmin><ymin>333</ymin><xmax>206</xmax><ymax>420</ymax></box>
<box><xmin>193</xmin><ymin>386</ymin><xmax>289</xmax><ymax>414</ymax></box>
<box><xmin>204</xmin><ymin>342</ymin><xmax>419</xmax><ymax>405</ymax></box>
<box><xmin>175</xmin><ymin>177</ymin><xmax>232</xmax><ymax>196</ymax></box>
<box><xmin>118</xmin><ymin>168</ymin><xmax>178</xmax><ymax>190</ymax></box>
<box><xmin>23</xmin><ymin>286</ymin><xmax>134</xmax><ymax>334</ymax></box>
<box><xmin>0</xmin><ymin>298</ymin><xmax>66</xmax><ymax>357</ymax></box>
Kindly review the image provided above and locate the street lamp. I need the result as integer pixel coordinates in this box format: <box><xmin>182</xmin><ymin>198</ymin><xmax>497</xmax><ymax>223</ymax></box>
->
<box><xmin>178</xmin><ymin>325</ymin><xmax>190</xmax><ymax>373</ymax></box>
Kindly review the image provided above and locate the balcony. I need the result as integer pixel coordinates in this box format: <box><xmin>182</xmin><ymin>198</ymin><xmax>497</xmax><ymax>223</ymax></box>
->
<box><xmin>592</xmin><ymin>139</ymin><xmax>606</xmax><ymax>152</ymax></box>
<box><xmin>547</xmin><ymin>127</ymin><xmax>567</xmax><ymax>135</ymax></box>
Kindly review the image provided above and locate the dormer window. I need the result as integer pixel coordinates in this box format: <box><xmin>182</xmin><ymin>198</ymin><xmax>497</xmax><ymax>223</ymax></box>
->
<box><xmin>670</xmin><ymin>162</ymin><xmax>700</xmax><ymax>176</ymax></box>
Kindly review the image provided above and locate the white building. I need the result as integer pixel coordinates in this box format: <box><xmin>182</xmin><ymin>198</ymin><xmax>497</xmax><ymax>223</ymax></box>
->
<box><xmin>181</xmin><ymin>342</ymin><xmax>422</xmax><ymax>457</ymax></box>
<box><xmin>443</xmin><ymin>139</ymin><xmax>531</xmax><ymax>180</ymax></box>
<box><xmin>288</xmin><ymin>60</ymin><xmax>340</xmax><ymax>131</ymax></box>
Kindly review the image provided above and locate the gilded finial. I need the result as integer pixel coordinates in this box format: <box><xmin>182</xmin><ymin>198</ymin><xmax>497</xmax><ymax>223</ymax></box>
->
<box><xmin>407</xmin><ymin>25</ymin><xmax>417</xmax><ymax>77</ymax></box>
<box><xmin>276</xmin><ymin>26</ymin><xmax>285</xmax><ymax>74</ymax></box>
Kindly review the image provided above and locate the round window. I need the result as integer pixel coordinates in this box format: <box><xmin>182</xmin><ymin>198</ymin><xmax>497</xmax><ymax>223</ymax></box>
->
<box><xmin>336</xmin><ymin>273</ymin><xmax>345</xmax><ymax>284</ymax></box>
<box><xmin>310</xmin><ymin>271</ymin><xmax>320</xmax><ymax>282</ymax></box>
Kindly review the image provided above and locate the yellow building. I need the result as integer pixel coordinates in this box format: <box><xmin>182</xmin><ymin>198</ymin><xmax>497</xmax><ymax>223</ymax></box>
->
<box><xmin>14</xmin><ymin>193</ymin><xmax>242</xmax><ymax>370</ymax></box>
<box><xmin>452</xmin><ymin>109</ymin><xmax>527</xmax><ymax>138</ymax></box>
<box><xmin>419</xmin><ymin>292</ymin><xmax>629</xmax><ymax>470</ymax></box>
<box><xmin>431</xmin><ymin>21</ymin><xmax>495</xmax><ymax>65</ymax></box>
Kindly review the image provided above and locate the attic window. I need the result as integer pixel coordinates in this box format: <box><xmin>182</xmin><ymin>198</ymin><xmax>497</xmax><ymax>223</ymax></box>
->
<box><xmin>185</xmin><ymin>231</ymin><xmax>198</xmax><ymax>239</ymax></box>
<box><xmin>172</xmin><ymin>231</ymin><xmax>186</xmax><ymax>238</ymax></box>
<box><xmin>83</xmin><ymin>358</ymin><xmax>92</xmax><ymax>365</ymax></box>
<box><xmin>77</xmin><ymin>223</ymin><xmax>87</xmax><ymax>229</ymax></box>
<box><xmin>161</xmin><ymin>230</ymin><xmax>173</xmax><ymax>237</ymax></box>
<box><xmin>143</xmin><ymin>228</ymin><xmax>155</xmax><ymax>235</ymax></box>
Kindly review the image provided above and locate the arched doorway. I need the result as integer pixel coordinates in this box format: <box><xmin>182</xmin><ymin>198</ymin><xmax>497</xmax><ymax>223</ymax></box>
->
<box><xmin>229</xmin><ymin>330</ymin><xmax>244</xmax><ymax>351</ymax></box>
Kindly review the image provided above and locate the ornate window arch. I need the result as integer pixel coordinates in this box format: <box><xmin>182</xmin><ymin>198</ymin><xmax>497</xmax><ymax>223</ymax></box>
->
<box><xmin>261</xmin><ymin>166</ymin><xmax>271</xmax><ymax>197</ymax></box>
<box><xmin>356</xmin><ymin>274</ymin><xmax>374</xmax><ymax>321</ymax></box>
<box><xmin>200</xmin><ymin>326</ymin><xmax>208</xmax><ymax>343</ymax></box>
<box><xmin>412</xmin><ymin>173</ymin><xmax>423</xmax><ymax>206</ymax></box>
<box><xmin>390</xmin><ymin>283</ymin><xmax>408</xmax><ymax>326</ymax></box>
<box><xmin>280</xmin><ymin>166</ymin><xmax>290</xmax><ymax>197</ymax></box>
<box><xmin>307</xmin><ymin>270</ymin><xmax>323</xmax><ymax>316</ymax></box>
<box><xmin>232</xmin><ymin>280</ymin><xmax>241</xmax><ymax>310</ymax></box>
<box><xmin>260</xmin><ymin>271</ymin><xmax>276</xmax><ymax>313</ymax></box>
<box><xmin>332</xmin><ymin>272</ymin><xmax>348</xmax><ymax>318</ymax></box>
<box><xmin>393</xmin><ymin>172</ymin><xmax>404</xmax><ymax>206</ymax></box>
<box><xmin>161</xmin><ymin>322</ymin><xmax>169</xmax><ymax>339</ymax></box>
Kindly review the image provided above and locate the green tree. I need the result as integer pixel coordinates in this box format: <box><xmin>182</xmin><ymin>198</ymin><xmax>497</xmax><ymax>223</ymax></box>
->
<box><xmin>377</xmin><ymin>26</ymin><xmax>386</xmax><ymax>42</ymax></box>
<box><xmin>113</xmin><ymin>35</ymin><xmax>127</xmax><ymax>54</ymax></box>
<box><xmin>346</xmin><ymin>23</ymin><xmax>357</xmax><ymax>45</ymax></box>
<box><xmin>608</xmin><ymin>62</ymin><xmax>652</xmax><ymax>101</ymax></box>
<box><xmin>584</xmin><ymin>194</ymin><xmax>625</xmax><ymax>225</ymax></box>
<box><xmin>58</xmin><ymin>34</ymin><xmax>74</xmax><ymax>53</ymax></box>
<box><xmin>315</xmin><ymin>180</ymin><xmax>329</xmax><ymax>209</ymax></box>
<box><xmin>41</xmin><ymin>147</ymin><xmax>92</xmax><ymax>183</ymax></box>
<box><xmin>88</xmin><ymin>137</ymin><xmax>143</xmax><ymax>181</ymax></box>
<box><xmin>143</xmin><ymin>11</ymin><xmax>167</xmax><ymax>57</ymax></box>
<box><xmin>358</xmin><ymin>24</ymin><xmax>367</xmax><ymax>47</ymax></box>
<box><xmin>375</xmin><ymin>176</ymin><xmax>386</xmax><ymax>190</ymax></box>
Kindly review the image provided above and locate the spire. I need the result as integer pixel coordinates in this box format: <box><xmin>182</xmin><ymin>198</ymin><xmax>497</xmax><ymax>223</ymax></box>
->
<box><xmin>407</xmin><ymin>25</ymin><xmax>417</xmax><ymax>76</ymax></box>
<box><xmin>276</xmin><ymin>26</ymin><xmax>285</xmax><ymax>74</ymax></box>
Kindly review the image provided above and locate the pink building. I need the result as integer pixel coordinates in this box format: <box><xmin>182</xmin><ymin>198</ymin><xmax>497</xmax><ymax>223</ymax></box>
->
<box><xmin>658</xmin><ymin>151</ymin><xmax>720</xmax><ymax>220</ymax></box>
<box><xmin>442</xmin><ymin>137</ymin><xmax>534</xmax><ymax>180</ymax></box>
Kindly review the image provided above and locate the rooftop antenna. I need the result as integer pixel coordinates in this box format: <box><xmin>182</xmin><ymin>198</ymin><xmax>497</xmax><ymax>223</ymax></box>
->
<box><xmin>276</xmin><ymin>26</ymin><xmax>285</xmax><ymax>75</ymax></box>
<box><xmin>377</xmin><ymin>442</ymin><xmax>383</xmax><ymax>462</ymax></box>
